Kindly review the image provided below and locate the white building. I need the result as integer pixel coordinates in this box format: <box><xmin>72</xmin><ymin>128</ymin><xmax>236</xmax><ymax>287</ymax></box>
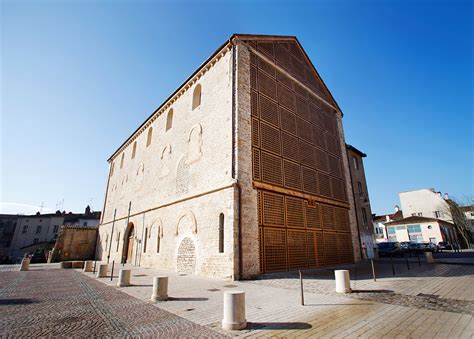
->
<box><xmin>399</xmin><ymin>188</ymin><xmax>452</xmax><ymax>222</ymax></box>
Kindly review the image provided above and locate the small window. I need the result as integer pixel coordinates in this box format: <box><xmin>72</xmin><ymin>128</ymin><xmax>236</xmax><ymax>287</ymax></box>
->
<box><xmin>53</xmin><ymin>225</ymin><xmax>59</xmax><ymax>233</ymax></box>
<box><xmin>146</xmin><ymin>127</ymin><xmax>153</xmax><ymax>147</ymax></box>
<box><xmin>352</xmin><ymin>156</ymin><xmax>359</xmax><ymax>170</ymax></box>
<box><xmin>219</xmin><ymin>213</ymin><xmax>224</xmax><ymax>253</ymax></box>
<box><xmin>120</xmin><ymin>152</ymin><xmax>125</xmax><ymax>168</ymax></box>
<box><xmin>143</xmin><ymin>228</ymin><xmax>148</xmax><ymax>253</ymax></box>
<box><xmin>417</xmin><ymin>212</ymin><xmax>423</xmax><ymax>216</ymax></box>
<box><xmin>22</xmin><ymin>225</ymin><xmax>28</xmax><ymax>233</ymax></box>
<box><xmin>166</xmin><ymin>109</ymin><xmax>173</xmax><ymax>131</ymax></box>
<box><xmin>34</xmin><ymin>238</ymin><xmax>39</xmax><ymax>244</ymax></box>
<box><xmin>357</xmin><ymin>181</ymin><xmax>362</xmax><ymax>194</ymax></box>
<box><xmin>83</xmin><ymin>222</ymin><xmax>88</xmax><ymax>227</ymax></box>
<box><xmin>132</xmin><ymin>141</ymin><xmax>137</xmax><ymax>159</ymax></box>
<box><xmin>36</xmin><ymin>225</ymin><xmax>42</xmax><ymax>234</ymax></box>
<box><xmin>116</xmin><ymin>232</ymin><xmax>120</xmax><ymax>252</ymax></box>
<box><xmin>192</xmin><ymin>84</ymin><xmax>202</xmax><ymax>110</ymax></box>
<box><xmin>361</xmin><ymin>207</ymin><xmax>368</xmax><ymax>225</ymax></box>
<box><xmin>411</xmin><ymin>213</ymin><xmax>417</xmax><ymax>216</ymax></box>
<box><xmin>427</xmin><ymin>225</ymin><xmax>432</xmax><ymax>229</ymax></box>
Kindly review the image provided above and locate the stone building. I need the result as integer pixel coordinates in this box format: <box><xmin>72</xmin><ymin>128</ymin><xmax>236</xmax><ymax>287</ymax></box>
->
<box><xmin>9</xmin><ymin>207</ymin><xmax>100</xmax><ymax>260</ymax></box>
<box><xmin>345</xmin><ymin>144</ymin><xmax>375</xmax><ymax>259</ymax></box>
<box><xmin>97</xmin><ymin>34</ymin><xmax>361</xmax><ymax>279</ymax></box>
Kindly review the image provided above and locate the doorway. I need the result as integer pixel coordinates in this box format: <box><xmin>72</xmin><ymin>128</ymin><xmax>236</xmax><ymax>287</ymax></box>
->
<box><xmin>122</xmin><ymin>222</ymin><xmax>135</xmax><ymax>264</ymax></box>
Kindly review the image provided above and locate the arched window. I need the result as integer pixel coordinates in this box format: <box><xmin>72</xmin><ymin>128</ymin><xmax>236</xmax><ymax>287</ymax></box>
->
<box><xmin>192</xmin><ymin>84</ymin><xmax>201</xmax><ymax>110</ymax></box>
<box><xmin>120</xmin><ymin>152</ymin><xmax>125</xmax><ymax>168</ymax></box>
<box><xmin>219</xmin><ymin>213</ymin><xmax>224</xmax><ymax>253</ymax></box>
<box><xmin>166</xmin><ymin>109</ymin><xmax>173</xmax><ymax>131</ymax></box>
<box><xmin>146</xmin><ymin>127</ymin><xmax>153</xmax><ymax>147</ymax></box>
<box><xmin>143</xmin><ymin>228</ymin><xmax>148</xmax><ymax>253</ymax></box>
<box><xmin>132</xmin><ymin>141</ymin><xmax>137</xmax><ymax>159</ymax></box>
<box><xmin>116</xmin><ymin>232</ymin><xmax>120</xmax><ymax>252</ymax></box>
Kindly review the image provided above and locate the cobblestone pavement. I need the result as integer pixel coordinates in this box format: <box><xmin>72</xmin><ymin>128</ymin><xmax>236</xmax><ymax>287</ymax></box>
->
<box><xmin>0</xmin><ymin>269</ymin><xmax>225</xmax><ymax>338</ymax></box>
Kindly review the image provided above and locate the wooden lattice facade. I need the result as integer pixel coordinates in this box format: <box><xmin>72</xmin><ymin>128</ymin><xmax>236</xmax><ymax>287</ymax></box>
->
<box><xmin>246</xmin><ymin>39</ymin><xmax>354</xmax><ymax>273</ymax></box>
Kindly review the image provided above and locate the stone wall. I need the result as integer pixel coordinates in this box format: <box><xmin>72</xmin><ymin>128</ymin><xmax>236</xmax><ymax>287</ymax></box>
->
<box><xmin>50</xmin><ymin>226</ymin><xmax>97</xmax><ymax>262</ymax></box>
<box><xmin>98</xmin><ymin>47</ymin><xmax>238</xmax><ymax>280</ymax></box>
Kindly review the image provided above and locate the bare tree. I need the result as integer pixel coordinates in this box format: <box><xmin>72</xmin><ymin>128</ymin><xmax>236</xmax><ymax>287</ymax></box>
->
<box><xmin>441</xmin><ymin>197</ymin><xmax>472</xmax><ymax>248</ymax></box>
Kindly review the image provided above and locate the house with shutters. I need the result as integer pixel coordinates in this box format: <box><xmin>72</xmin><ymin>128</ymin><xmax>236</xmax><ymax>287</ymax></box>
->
<box><xmin>97</xmin><ymin>34</ymin><xmax>362</xmax><ymax>280</ymax></box>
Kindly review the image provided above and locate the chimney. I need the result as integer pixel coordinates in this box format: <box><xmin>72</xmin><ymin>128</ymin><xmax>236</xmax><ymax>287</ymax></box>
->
<box><xmin>394</xmin><ymin>205</ymin><xmax>400</xmax><ymax>212</ymax></box>
<box><xmin>444</xmin><ymin>193</ymin><xmax>449</xmax><ymax>200</ymax></box>
<box><xmin>386</xmin><ymin>215</ymin><xmax>390</xmax><ymax>222</ymax></box>
<box><xmin>436</xmin><ymin>192</ymin><xmax>442</xmax><ymax>197</ymax></box>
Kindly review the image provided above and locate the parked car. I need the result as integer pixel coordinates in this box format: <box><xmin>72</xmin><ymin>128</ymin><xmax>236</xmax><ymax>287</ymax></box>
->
<box><xmin>30</xmin><ymin>252</ymin><xmax>47</xmax><ymax>264</ymax></box>
<box><xmin>400</xmin><ymin>241</ymin><xmax>412</xmax><ymax>253</ymax></box>
<box><xmin>377</xmin><ymin>242</ymin><xmax>402</xmax><ymax>257</ymax></box>
<box><xmin>424</xmin><ymin>242</ymin><xmax>439</xmax><ymax>252</ymax></box>
<box><xmin>438</xmin><ymin>242</ymin><xmax>452</xmax><ymax>251</ymax></box>
<box><xmin>408</xmin><ymin>242</ymin><xmax>430</xmax><ymax>253</ymax></box>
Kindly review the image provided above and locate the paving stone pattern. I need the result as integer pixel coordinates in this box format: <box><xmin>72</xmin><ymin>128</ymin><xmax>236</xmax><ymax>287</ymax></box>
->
<box><xmin>0</xmin><ymin>269</ymin><xmax>226</xmax><ymax>338</ymax></box>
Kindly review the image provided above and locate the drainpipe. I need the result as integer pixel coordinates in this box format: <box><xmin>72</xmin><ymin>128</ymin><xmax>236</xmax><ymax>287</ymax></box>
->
<box><xmin>230</xmin><ymin>40</ymin><xmax>243</xmax><ymax>280</ymax></box>
<box><xmin>107</xmin><ymin>209</ymin><xmax>117</xmax><ymax>264</ymax></box>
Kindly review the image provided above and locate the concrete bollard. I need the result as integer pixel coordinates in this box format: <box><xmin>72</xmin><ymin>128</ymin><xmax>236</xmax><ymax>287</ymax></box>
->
<box><xmin>151</xmin><ymin>276</ymin><xmax>168</xmax><ymax>301</ymax></box>
<box><xmin>20</xmin><ymin>258</ymin><xmax>30</xmax><ymax>271</ymax></box>
<box><xmin>117</xmin><ymin>269</ymin><xmax>131</xmax><ymax>287</ymax></box>
<box><xmin>424</xmin><ymin>252</ymin><xmax>434</xmax><ymax>264</ymax></box>
<box><xmin>61</xmin><ymin>261</ymin><xmax>72</xmax><ymax>269</ymax></box>
<box><xmin>83</xmin><ymin>261</ymin><xmax>94</xmax><ymax>272</ymax></box>
<box><xmin>335</xmin><ymin>270</ymin><xmax>352</xmax><ymax>293</ymax></box>
<box><xmin>72</xmin><ymin>261</ymin><xmax>84</xmax><ymax>269</ymax></box>
<box><xmin>222</xmin><ymin>290</ymin><xmax>247</xmax><ymax>330</ymax></box>
<box><xmin>96</xmin><ymin>264</ymin><xmax>108</xmax><ymax>278</ymax></box>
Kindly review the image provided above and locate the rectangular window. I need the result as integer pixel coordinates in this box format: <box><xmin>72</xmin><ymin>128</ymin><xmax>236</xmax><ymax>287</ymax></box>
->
<box><xmin>411</xmin><ymin>213</ymin><xmax>417</xmax><ymax>216</ymax></box>
<box><xmin>36</xmin><ymin>225</ymin><xmax>42</xmax><ymax>234</ymax></box>
<box><xmin>434</xmin><ymin>211</ymin><xmax>440</xmax><ymax>218</ymax></box>
<box><xmin>361</xmin><ymin>207</ymin><xmax>368</xmax><ymax>225</ymax></box>
<box><xmin>83</xmin><ymin>222</ymin><xmax>88</xmax><ymax>227</ymax></box>
<box><xmin>22</xmin><ymin>225</ymin><xmax>28</xmax><ymax>233</ymax></box>
<box><xmin>417</xmin><ymin>212</ymin><xmax>423</xmax><ymax>216</ymax></box>
<box><xmin>357</xmin><ymin>181</ymin><xmax>362</xmax><ymax>193</ymax></box>
<box><xmin>352</xmin><ymin>156</ymin><xmax>359</xmax><ymax>170</ymax></box>
<box><xmin>396</xmin><ymin>225</ymin><xmax>406</xmax><ymax>230</ymax></box>
<box><xmin>53</xmin><ymin>225</ymin><xmax>59</xmax><ymax>233</ymax></box>
<box><xmin>34</xmin><ymin>238</ymin><xmax>39</xmax><ymax>244</ymax></box>
<box><xmin>407</xmin><ymin>224</ymin><xmax>422</xmax><ymax>233</ymax></box>
<box><xmin>387</xmin><ymin>226</ymin><xmax>396</xmax><ymax>235</ymax></box>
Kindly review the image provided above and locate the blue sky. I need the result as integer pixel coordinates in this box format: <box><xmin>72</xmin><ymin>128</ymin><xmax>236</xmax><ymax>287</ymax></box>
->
<box><xmin>1</xmin><ymin>0</ymin><xmax>472</xmax><ymax>215</ymax></box>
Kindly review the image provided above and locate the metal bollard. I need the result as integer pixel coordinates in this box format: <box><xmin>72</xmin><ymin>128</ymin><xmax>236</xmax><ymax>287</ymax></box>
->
<box><xmin>96</xmin><ymin>264</ymin><xmax>108</xmax><ymax>278</ymax></box>
<box><xmin>110</xmin><ymin>261</ymin><xmax>115</xmax><ymax>281</ymax></box>
<box><xmin>371</xmin><ymin>259</ymin><xmax>376</xmax><ymax>282</ymax></box>
<box><xmin>93</xmin><ymin>260</ymin><xmax>97</xmax><ymax>274</ymax></box>
<box><xmin>117</xmin><ymin>269</ymin><xmax>131</xmax><ymax>287</ymax></box>
<box><xmin>20</xmin><ymin>258</ymin><xmax>30</xmax><ymax>271</ymax></box>
<box><xmin>299</xmin><ymin>270</ymin><xmax>304</xmax><ymax>306</ymax></box>
<box><xmin>222</xmin><ymin>291</ymin><xmax>247</xmax><ymax>330</ymax></box>
<box><xmin>334</xmin><ymin>270</ymin><xmax>352</xmax><ymax>293</ymax></box>
<box><xmin>83</xmin><ymin>261</ymin><xmax>94</xmax><ymax>272</ymax></box>
<box><xmin>151</xmin><ymin>276</ymin><xmax>169</xmax><ymax>301</ymax></box>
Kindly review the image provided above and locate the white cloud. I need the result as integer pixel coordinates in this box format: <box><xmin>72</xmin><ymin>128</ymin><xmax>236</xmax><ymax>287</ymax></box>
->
<box><xmin>0</xmin><ymin>202</ymin><xmax>55</xmax><ymax>215</ymax></box>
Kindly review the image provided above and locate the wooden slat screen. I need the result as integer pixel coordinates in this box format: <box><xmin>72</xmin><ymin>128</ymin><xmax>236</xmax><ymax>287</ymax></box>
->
<box><xmin>248</xmin><ymin>39</ymin><xmax>354</xmax><ymax>273</ymax></box>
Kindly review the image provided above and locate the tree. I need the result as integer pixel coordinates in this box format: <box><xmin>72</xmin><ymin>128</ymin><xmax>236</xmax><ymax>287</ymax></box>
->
<box><xmin>443</xmin><ymin>197</ymin><xmax>472</xmax><ymax>248</ymax></box>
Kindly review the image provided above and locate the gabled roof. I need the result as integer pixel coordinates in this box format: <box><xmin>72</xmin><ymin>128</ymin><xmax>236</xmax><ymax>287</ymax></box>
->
<box><xmin>385</xmin><ymin>215</ymin><xmax>454</xmax><ymax>226</ymax></box>
<box><xmin>460</xmin><ymin>205</ymin><xmax>474</xmax><ymax>212</ymax></box>
<box><xmin>346</xmin><ymin>144</ymin><xmax>367</xmax><ymax>158</ymax></box>
<box><xmin>373</xmin><ymin>210</ymin><xmax>403</xmax><ymax>223</ymax></box>
<box><xmin>107</xmin><ymin>34</ymin><xmax>344</xmax><ymax>162</ymax></box>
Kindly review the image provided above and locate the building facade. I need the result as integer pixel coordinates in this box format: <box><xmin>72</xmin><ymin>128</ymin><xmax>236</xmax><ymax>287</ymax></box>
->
<box><xmin>345</xmin><ymin>145</ymin><xmax>375</xmax><ymax>258</ymax></box>
<box><xmin>0</xmin><ymin>214</ymin><xmax>18</xmax><ymax>263</ymax></box>
<box><xmin>384</xmin><ymin>216</ymin><xmax>458</xmax><ymax>245</ymax></box>
<box><xmin>8</xmin><ymin>207</ymin><xmax>100</xmax><ymax>260</ymax></box>
<box><xmin>97</xmin><ymin>34</ymin><xmax>360</xmax><ymax>280</ymax></box>
<box><xmin>399</xmin><ymin>189</ymin><xmax>452</xmax><ymax>222</ymax></box>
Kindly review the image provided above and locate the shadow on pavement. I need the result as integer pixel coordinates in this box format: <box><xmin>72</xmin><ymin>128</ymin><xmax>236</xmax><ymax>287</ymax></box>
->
<box><xmin>167</xmin><ymin>297</ymin><xmax>209</xmax><ymax>301</ymax></box>
<box><xmin>0</xmin><ymin>298</ymin><xmax>37</xmax><ymax>305</ymax></box>
<box><xmin>247</xmin><ymin>321</ymin><xmax>312</xmax><ymax>330</ymax></box>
